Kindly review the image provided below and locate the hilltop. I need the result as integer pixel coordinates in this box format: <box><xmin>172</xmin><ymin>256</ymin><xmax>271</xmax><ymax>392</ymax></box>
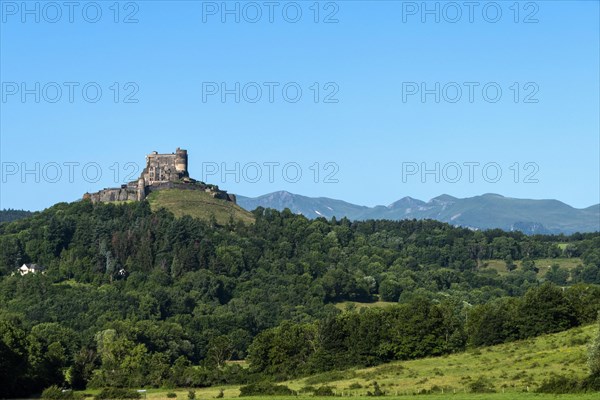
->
<box><xmin>77</xmin><ymin>148</ymin><xmax>250</xmax><ymax>224</ymax></box>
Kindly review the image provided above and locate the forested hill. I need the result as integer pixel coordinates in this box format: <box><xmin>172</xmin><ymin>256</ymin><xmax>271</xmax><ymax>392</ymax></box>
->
<box><xmin>0</xmin><ymin>200</ymin><xmax>599</xmax><ymax>396</ymax></box>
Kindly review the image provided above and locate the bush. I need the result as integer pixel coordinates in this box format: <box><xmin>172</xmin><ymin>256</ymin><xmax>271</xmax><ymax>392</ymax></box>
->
<box><xmin>42</xmin><ymin>386</ymin><xmax>63</xmax><ymax>400</ymax></box>
<box><xmin>187</xmin><ymin>391</ymin><xmax>196</xmax><ymax>400</ymax></box>
<box><xmin>299</xmin><ymin>386</ymin><xmax>315</xmax><ymax>394</ymax></box>
<box><xmin>305</xmin><ymin>371</ymin><xmax>351</xmax><ymax>385</ymax></box>
<box><xmin>42</xmin><ymin>386</ymin><xmax>82</xmax><ymax>400</ymax></box>
<box><xmin>582</xmin><ymin>374</ymin><xmax>600</xmax><ymax>391</ymax></box>
<box><xmin>468</xmin><ymin>376</ymin><xmax>495</xmax><ymax>393</ymax></box>
<box><xmin>537</xmin><ymin>374</ymin><xmax>600</xmax><ymax>394</ymax></box>
<box><xmin>537</xmin><ymin>375</ymin><xmax>581</xmax><ymax>393</ymax></box>
<box><xmin>366</xmin><ymin>381</ymin><xmax>385</xmax><ymax>396</ymax></box>
<box><xmin>239</xmin><ymin>382</ymin><xmax>294</xmax><ymax>396</ymax></box>
<box><xmin>95</xmin><ymin>388</ymin><xmax>141</xmax><ymax>400</ymax></box>
<box><xmin>166</xmin><ymin>393</ymin><xmax>177</xmax><ymax>398</ymax></box>
<box><xmin>348</xmin><ymin>383</ymin><xmax>363</xmax><ymax>390</ymax></box>
<box><xmin>589</xmin><ymin>315</ymin><xmax>600</xmax><ymax>376</ymax></box>
<box><xmin>313</xmin><ymin>386</ymin><xmax>335</xmax><ymax>396</ymax></box>
<box><xmin>215</xmin><ymin>389</ymin><xmax>224</xmax><ymax>398</ymax></box>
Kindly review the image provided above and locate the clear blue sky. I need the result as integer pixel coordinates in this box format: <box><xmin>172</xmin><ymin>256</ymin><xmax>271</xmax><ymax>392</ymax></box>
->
<box><xmin>1</xmin><ymin>0</ymin><xmax>599</xmax><ymax>211</ymax></box>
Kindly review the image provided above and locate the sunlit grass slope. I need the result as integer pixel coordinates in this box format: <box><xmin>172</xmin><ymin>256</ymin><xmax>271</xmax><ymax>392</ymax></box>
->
<box><xmin>284</xmin><ymin>324</ymin><xmax>595</xmax><ymax>396</ymax></box>
<box><xmin>147</xmin><ymin>189</ymin><xmax>255</xmax><ymax>225</ymax></box>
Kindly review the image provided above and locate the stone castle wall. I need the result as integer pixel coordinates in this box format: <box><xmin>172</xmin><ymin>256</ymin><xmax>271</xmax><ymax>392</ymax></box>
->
<box><xmin>84</xmin><ymin>148</ymin><xmax>236</xmax><ymax>205</ymax></box>
<box><xmin>86</xmin><ymin>188</ymin><xmax>138</xmax><ymax>203</ymax></box>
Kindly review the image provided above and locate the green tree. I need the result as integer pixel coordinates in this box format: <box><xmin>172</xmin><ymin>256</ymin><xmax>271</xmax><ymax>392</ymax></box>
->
<box><xmin>0</xmin><ymin>314</ymin><xmax>30</xmax><ymax>397</ymax></box>
<box><xmin>505</xmin><ymin>256</ymin><xmax>516</xmax><ymax>272</ymax></box>
<box><xmin>379</xmin><ymin>278</ymin><xmax>402</xmax><ymax>302</ymax></box>
<box><xmin>207</xmin><ymin>335</ymin><xmax>233</xmax><ymax>368</ymax></box>
<box><xmin>546</xmin><ymin>264</ymin><xmax>569</xmax><ymax>285</ymax></box>
<box><xmin>518</xmin><ymin>282</ymin><xmax>577</xmax><ymax>338</ymax></box>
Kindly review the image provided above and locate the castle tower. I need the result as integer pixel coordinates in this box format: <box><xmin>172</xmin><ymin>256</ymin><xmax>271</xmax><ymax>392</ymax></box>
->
<box><xmin>175</xmin><ymin>147</ymin><xmax>188</xmax><ymax>177</ymax></box>
<box><xmin>137</xmin><ymin>177</ymin><xmax>146</xmax><ymax>201</ymax></box>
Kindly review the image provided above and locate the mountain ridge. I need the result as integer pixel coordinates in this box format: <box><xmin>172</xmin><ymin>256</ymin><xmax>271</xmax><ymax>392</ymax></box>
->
<box><xmin>236</xmin><ymin>191</ymin><xmax>600</xmax><ymax>234</ymax></box>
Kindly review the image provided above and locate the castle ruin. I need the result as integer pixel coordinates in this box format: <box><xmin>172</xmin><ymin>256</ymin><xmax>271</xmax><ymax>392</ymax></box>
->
<box><xmin>83</xmin><ymin>148</ymin><xmax>236</xmax><ymax>204</ymax></box>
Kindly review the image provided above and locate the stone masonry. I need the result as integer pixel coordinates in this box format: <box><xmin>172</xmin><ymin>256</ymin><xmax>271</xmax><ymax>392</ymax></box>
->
<box><xmin>83</xmin><ymin>148</ymin><xmax>236</xmax><ymax>204</ymax></box>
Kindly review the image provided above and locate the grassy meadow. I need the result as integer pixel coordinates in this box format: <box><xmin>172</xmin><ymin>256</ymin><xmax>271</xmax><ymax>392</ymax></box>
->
<box><xmin>132</xmin><ymin>393</ymin><xmax>600</xmax><ymax>400</ymax></box>
<box><xmin>482</xmin><ymin>258</ymin><xmax>583</xmax><ymax>277</ymax></box>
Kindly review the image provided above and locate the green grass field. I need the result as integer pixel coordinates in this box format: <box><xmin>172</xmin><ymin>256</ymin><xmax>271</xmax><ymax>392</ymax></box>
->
<box><xmin>147</xmin><ymin>189</ymin><xmax>255</xmax><ymax>225</ymax></box>
<box><xmin>134</xmin><ymin>393</ymin><xmax>600</xmax><ymax>400</ymax></box>
<box><xmin>334</xmin><ymin>299</ymin><xmax>398</xmax><ymax>311</ymax></box>
<box><xmin>79</xmin><ymin>324</ymin><xmax>597</xmax><ymax>399</ymax></box>
<box><xmin>482</xmin><ymin>258</ymin><xmax>582</xmax><ymax>277</ymax></box>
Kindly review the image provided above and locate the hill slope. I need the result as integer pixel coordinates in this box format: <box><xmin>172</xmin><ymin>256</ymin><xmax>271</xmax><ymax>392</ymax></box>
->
<box><xmin>147</xmin><ymin>189</ymin><xmax>255</xmax><ymax>224</ymax></box>
<box><xmin>237</xmin><ymin>192</ymin><xmax>600</xmax><ymax>234</ymax></box>
<box><xmin>283</xmin><ymin>324</ymin><xmax>595</xmax><ymax>395</ymax></box>
<box><xmin>124</xmin><ymin>324</ymin><xmax>597</xmax><ymax>399</ymax></box>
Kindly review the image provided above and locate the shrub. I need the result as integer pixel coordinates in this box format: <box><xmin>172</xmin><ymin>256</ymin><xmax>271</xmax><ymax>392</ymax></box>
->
<box><xmin>215</xmin><ymin>389</ymin><xmax>224</xmax><ymax>398</ymax></box>
<box><xmin>42</xmin><ymin>386</ymin><xmax>63</xmax><ymax>400</ymax></box>
<box><xmin>299</xmin><ymin>386</ymin><xmax>315</xmax><ymax>394</ymax></box>
<box><xmin>95</xmin><ymin>388</ymin><xmax>141</xmax><ymax>399</ymax></box>
<box><xmin>305</xmin><ymin>371</ymin><xmax>352</xmax><ymax>385</ymax></box>
<box><xmin>313</xmin><ymin>386</ymin><xmax>335</xmax><ymax>396</ymax></box>
<box><xmin>468</xmin><ymin>376</ymin><xmax>495</xmax><ymax>393</ymax></box>
<box><xmin>538</xmin><ymin>374</ymin><xmax>600</xmax><ymax>394</ymax></box>
<box><xmin>187</xmin><ymin>391</ymin><xmax>196</xmax><ymax>400</ymax></box>
<box><xmin>537</xmin><ymin>375</ymin><xmax>581</xmax><ymax>393</ymax></box>
<box><xmin>348</xmin><ymin>382</ymin><xmax>363</xmax><ymax>390</ymax></box>
<box><xmin>568</xmin><ymin>336</ymin><xmax>588</xmax><ymax>346</ymax></box>
<box><xmin>366</xmin><ymin>381</ymin><xmax>385</xmax><ymax>396</ymax></box>
<box><xmin>42</xmin><ymin>386</ymin><xmax>82</xmax><ymax>400</ymax></box>
<box><xmin>239</xmin><ymin>382</ymin><xmax>294</xmax><ymax>396</ymax></box>
<box><xmin>582</xmin><ymin>374</ymin><xmax>600</xmax><ymax>391</ymax></box>
<box><xmin>589</xmin><ymin>314</ymin><xmax>600</xmax><ymax>376</ymax></box>
<box><xmin>166</xmin><ymin>393</ymin><xmax>177</xmax><ymax>398</ymax></box>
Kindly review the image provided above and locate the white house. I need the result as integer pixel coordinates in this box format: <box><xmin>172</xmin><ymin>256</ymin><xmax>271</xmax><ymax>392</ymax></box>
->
<box><xmin>18</xmin><ymin>263</ymin><xmax>46</xmax><ymax>275</ymax></box>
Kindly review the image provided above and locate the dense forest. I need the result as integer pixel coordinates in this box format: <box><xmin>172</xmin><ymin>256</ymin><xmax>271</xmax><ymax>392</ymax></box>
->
<box><xmin>0</xmin><ymin>208</ymin><xmax>34</xmax><ymax>223</ymax></box>
<box><xmin>0</xmin><ymin>200</ymin><xmax>599</xmax><ymax>397</ymax></box>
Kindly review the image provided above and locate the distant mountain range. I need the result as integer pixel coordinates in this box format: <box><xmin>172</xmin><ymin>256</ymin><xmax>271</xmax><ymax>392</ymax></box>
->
<box><xmin>2</xmin><ymin>193</ymin><xmax>598</xmax><ymax>234</ymax></box>
<box><xmin>236</xmin><ymin>192</ymin><xmax>600</xmax><ymax>234</ymax></box>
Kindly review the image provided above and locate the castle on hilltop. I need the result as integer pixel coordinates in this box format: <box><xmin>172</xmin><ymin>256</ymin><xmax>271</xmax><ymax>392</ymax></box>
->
<box><xmin>84</xmin><ymin>148</ymin><xmax>236</xmax><ymax>204</ymax></box>
<box><xmin>143</xmin><ymin>147</ymin><xmax>189</xmax><ymax>185</ymax></box>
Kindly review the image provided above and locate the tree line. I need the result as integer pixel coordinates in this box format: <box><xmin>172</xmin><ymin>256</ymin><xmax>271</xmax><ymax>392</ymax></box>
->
<box><xmin>247</xmin><ymin>283</ymin><xmax>599</xmax><ymax>379</ymax></box>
